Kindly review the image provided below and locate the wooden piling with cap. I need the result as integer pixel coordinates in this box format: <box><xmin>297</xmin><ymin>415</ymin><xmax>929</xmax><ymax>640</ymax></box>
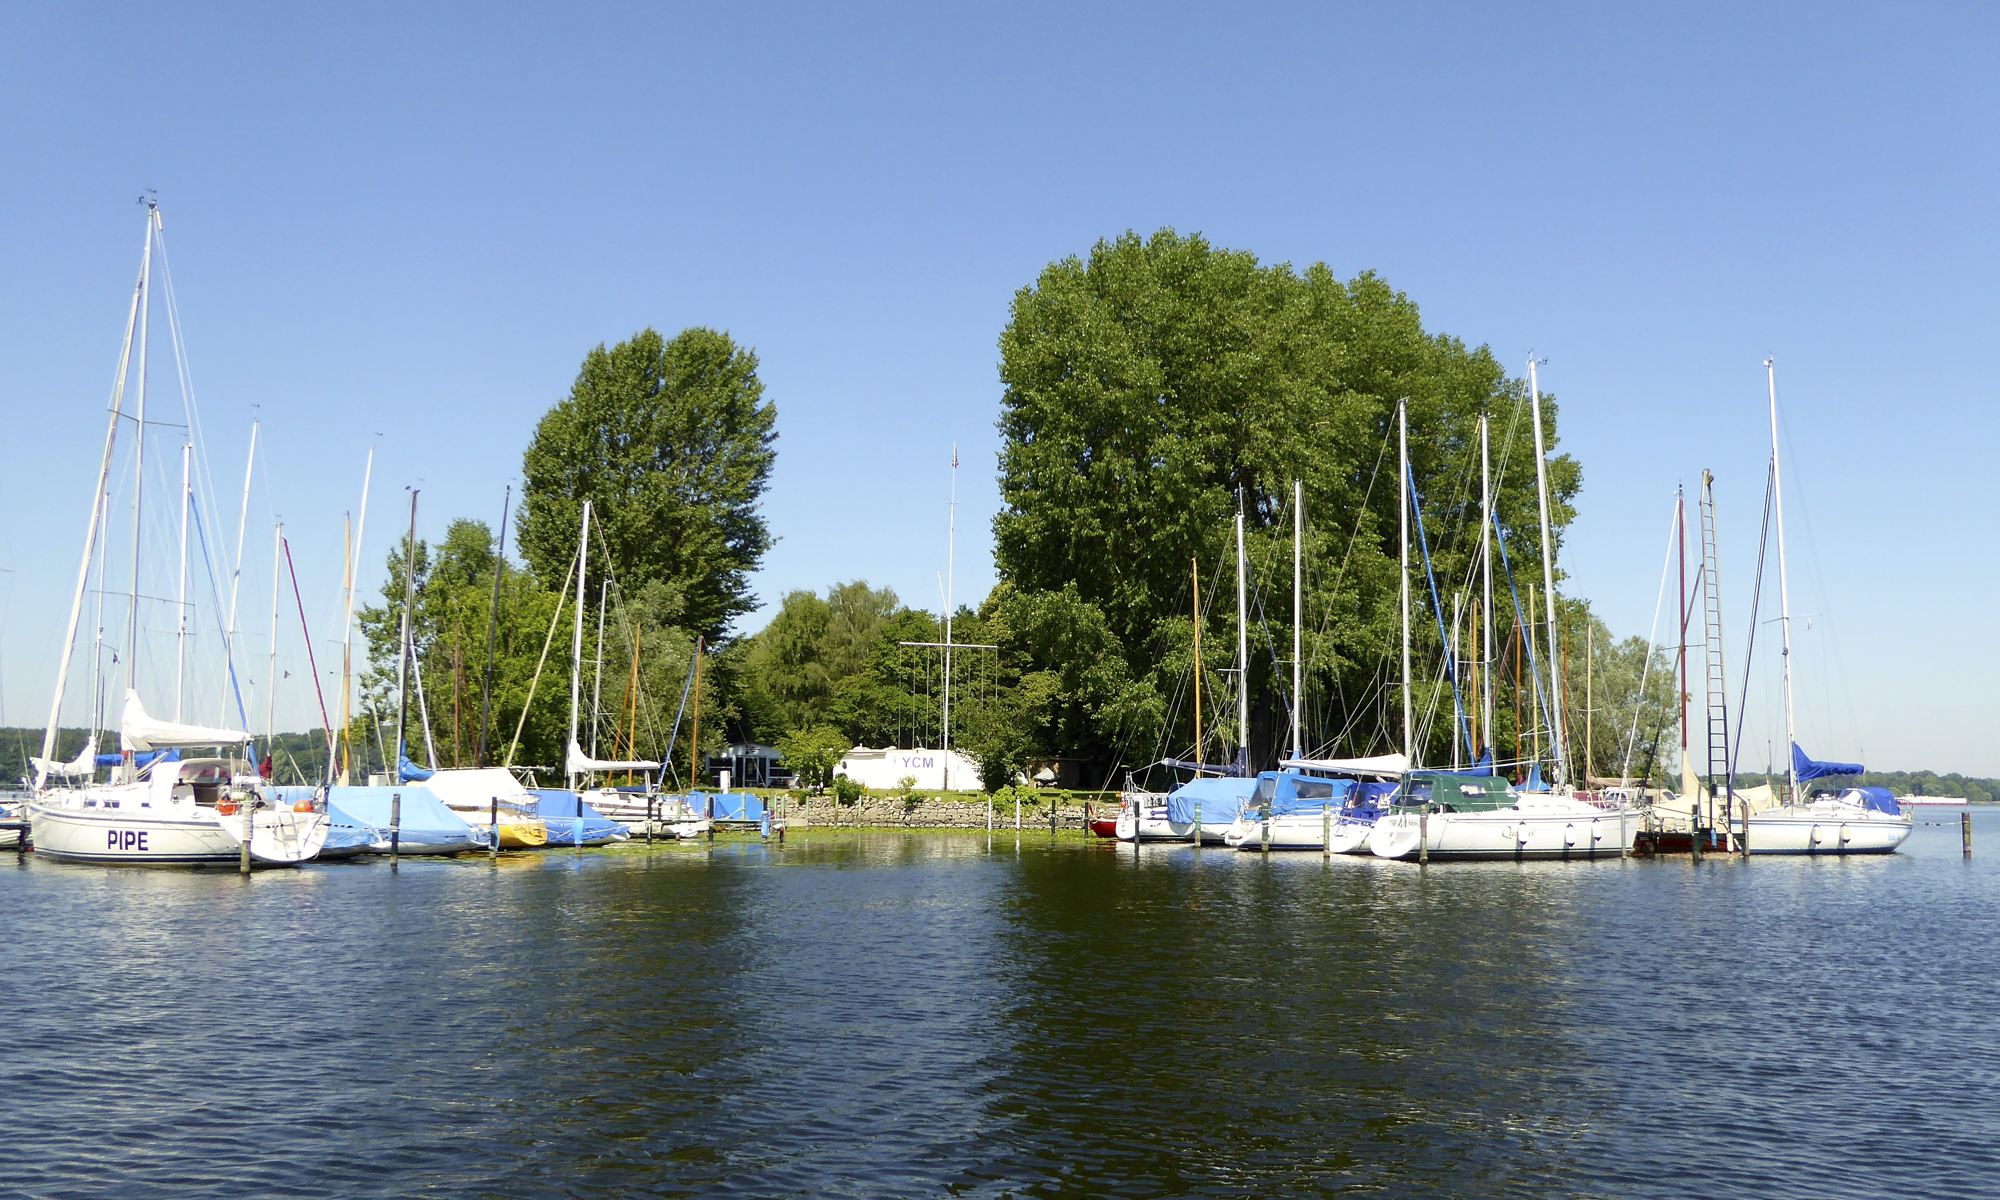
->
<box><xmin>390</xmin><ymin>791</ymin><xmax>402</xmax><ymax>870</ymax></box>
<box><xmin>1964</xmin><ymin>811</ymin><xmax>1973</xmax><ymax>859</ymax></box>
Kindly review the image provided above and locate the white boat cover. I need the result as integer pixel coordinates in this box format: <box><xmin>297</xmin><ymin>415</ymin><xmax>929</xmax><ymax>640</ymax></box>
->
<box><xmin>1279</xmin><ymin>753</ymin><xmax>1410</xmax><ymax>778</ymax></box>
<box><xmin>32</xmin><ymin>737</ymin><xmax>98</xmax><ymax>779</ymax></box>
<box><xmin>120</xmin><ymin>689</ymin><xmax>251</xmax><ymax>751</ymax></box>
<box><xmin>565</xmin><ymin>739</ymin><xmax>659</xmax><ymax>775</ymax></box>
<box><xmin>420</xmin><ymin>766</ymin><xmax>532</xmax><ymax>809</ymax></box>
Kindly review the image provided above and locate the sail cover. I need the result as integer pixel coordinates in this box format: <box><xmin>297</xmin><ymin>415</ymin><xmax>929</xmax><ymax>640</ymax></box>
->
<box><xmin>1793</xmin><ymin>742</ymin><xmax>1862</xmax><ymax>783</ymax></box>
<box><xmin>32</xmin><ymin>737</ymin><xmax>99</xmax><ymax>779</ymax></box>
<box><xmin>120</xmin><ymin>689</ymin><xmax>251</xmax><ymax>751</ymax></box>
<box><xmin>421</xmin><ymin>767</ymin><xmax>532</xmax><ymax>810</ymax></box>
<box><xmin>565</xmin><ymin>739</ymin><xmax>659</xmax><ymax>775</ymax></box>
<box><xmin>1278</xmin><ymin>753</ymin><xmax>1410</xmax><ymax>778</ymax></box>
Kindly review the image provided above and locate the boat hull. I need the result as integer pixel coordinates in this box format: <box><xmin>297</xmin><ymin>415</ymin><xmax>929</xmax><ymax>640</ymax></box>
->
<box><xmin>29</xmin><ymin>803</ymin><xmax>328</xmax><ymax>866</ymax></box>
<box><xmin>1220</xmin><ymin>811</ymin><xmax>1359</xmax><ymax>851</ymax></box>
<box><xmin>1371</xmin><ymin>804</ymin><xmax>1638</xmax><ymax>861</ymax></box>
<box><xmin>1115</xmin><ymin>805</ymin><xmax>1228</xmax><ymax>843</ymax></box>
<box><xmin>1744</xmin><ymin>809</ymin><xmax>1911</xmax><ymax>855</ymax></box>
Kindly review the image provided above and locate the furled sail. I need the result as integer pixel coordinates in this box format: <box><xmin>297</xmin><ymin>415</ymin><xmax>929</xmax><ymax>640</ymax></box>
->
<box><xmin>119</xmin><ymin>688</ymin><xmax>252</xmax><ymax>751</ymax></box>
<box><xmin>1277</xmin><ymin>752</ymin><xmax>1410</xmax><ymax>778</ymax></box>
<box><xmin>565</xmin><ymin>739</ymin><xmax>660</xmax><ymax>775</ymax></box>
<box><xmin>31</xmin><ymin>737</ymin><xmax>99</xmax><ymax>779</ymax></box>
<box><xmin>1792</xmin><ymin>742</ymin><xmax>1862</xmax><ymax>783</ymax></box>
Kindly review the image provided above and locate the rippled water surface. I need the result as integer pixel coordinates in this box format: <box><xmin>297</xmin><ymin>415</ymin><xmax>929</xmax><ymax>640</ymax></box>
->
<box><xmin>5</xmin><ymin>809</ymin><xmax>1995</xmax><ymax>1198</ymax></box>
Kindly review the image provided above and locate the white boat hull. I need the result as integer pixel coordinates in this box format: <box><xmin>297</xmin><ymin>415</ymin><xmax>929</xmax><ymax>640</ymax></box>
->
<box><xmin>1115</xmin><ymin>805</ymin><xmax>1228</xmax><ymax>843</ymax></box>
<box><xmin>29</xmin><ymin>802</ymin><xmax>328</xmax><ymax>866</ymax></box>
<box><xmin>1220</xmin><ymin>811</ymin><xmax>1363</xmax><ymax>851</ymax></box>
<box><xmin>1371</xmin><ymin>801</ymin><xmax>1638</xmax><ymax>861</ymax></box>
<box><xmin>1745</xmin><ymin>807</ymin><xmax>1912</xmax><ymax>855</ymax></box>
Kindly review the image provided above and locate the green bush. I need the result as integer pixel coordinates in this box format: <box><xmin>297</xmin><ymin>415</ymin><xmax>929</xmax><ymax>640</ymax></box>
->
<box><xmin>831</xmin><ymin>774</ymin><xmax>865</xmax><ymax>807</ymax></box>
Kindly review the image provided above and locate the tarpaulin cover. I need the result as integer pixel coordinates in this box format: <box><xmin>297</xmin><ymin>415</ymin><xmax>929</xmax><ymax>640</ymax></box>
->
<box><xmin>93</xmin><ymin>748</ymin><xmax>179</xmax><ymax>770</ymax></box>
<box><xmin>1167</xmin><ymin>776</ymin><xmax>1256</xmax><ymax>824</ymax></box>
<box><xmin>273</xmin><ymin>785</ymin><xmax>476</xmax><ymax>851</ymax></box>
<box><xmin>528</xmin><ymin>788</ymin><xmax>627</xmax><ymax>845</ymax></box>
<box><xmin>697</xmin><ymin>792</ymin><xmax>766</xmax><ymax>821</ymax></box>
<box><xmin>1794</xmin><ymin>742</ymin><xmax>1863</xmax><ymax>783</ymax></box>
<box><xmin>1850</xmin><ymin>786</ymin><xmax>1900</xmax><ymax>816</ymax></box>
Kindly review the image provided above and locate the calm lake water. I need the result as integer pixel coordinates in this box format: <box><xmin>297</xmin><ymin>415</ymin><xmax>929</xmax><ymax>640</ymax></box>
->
<box><xmin>4</xmin><ymin>809</ymin><xmax>1995</xmax><ymax>1198</ymax></box>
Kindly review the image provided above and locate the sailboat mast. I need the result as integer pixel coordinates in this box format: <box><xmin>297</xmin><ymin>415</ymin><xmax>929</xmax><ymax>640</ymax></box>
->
<box><xmin>1527</xmin><ymin>358</ymin><xmax>1567</xmax><ymax>785</ymax></box>
<box><xmin>1192</xmin><ymin>556</ymin><xmax>1202</xmax><ymax>778</ymax></box>
<box><xmin>395</xmin><ymin>490</ymin><xmax>419</xmax><ymax>782</ymax></box>
<box><xmin>474</xmin><ymin>486</ymin><xmax>510</xmax><ymax>768</ymax></box>
<box><xmin>1480</xmin><ymin>413</ymin><xmax>1494</xmax><ymax>762</ymax></box>
<box><xmin>1677</xmin><ymin>486</ymin><xmax>1689</xmax><ymax>775</ymax></box>
<box><xmin>943</xmin><ymin>445</ymin><xmax>956</xmax><ymax>790</ymax></box>
<box><xmin>567</xmin><ymin>500</ymin><xmax>592</xmax><ymax>789</ymax></box>
<box><xmin>173</xmin><ymin>442</ymin><xmax>190</xmax><ymax>720</ymax></box>
<box><xmin>127</xmin><ymin>205</ymin><xmax>156</xmax><ymax>705</ymax></box>
<box><xmin>1235</xmin><ymin>500</ymin><xmax>1248</xmax><ymax>770</ymax></box>
<box><xmin>1767</xmin><ymin>358</ymin><xmax>1799</xmax><ymax>804</ymax></box>
<box><xmin>338</xmin><ymin>446</ymin><xmax>375</xmax><ymax>781</ymax></box>
<box><xmin>1292</xmin><ymin>478</ymin><xmax>1302</xmax><ymax>761</ymax></box>
<box><xmin>591</xmin><ymin>580</ymin><xmax>608</xmax><ymax>760</ymax></box>
<box><xmin>1399</xmin><ymin>400</ymin><xmax>1412</xmax><ymax>767</ymax></box>
<box><xmin>219</xmin><ymin>419</ymin><xmax>258</xmax><ymax>724</ymax></box>
<box><xmin>37</xmin><ymin>214</ymin><xmax>149</xmax><ymax>785</ymax></box>
<box><xmin>266</xmin><ymin>521</ymin><xmax>282</xmax><ymax>747</ymax></box>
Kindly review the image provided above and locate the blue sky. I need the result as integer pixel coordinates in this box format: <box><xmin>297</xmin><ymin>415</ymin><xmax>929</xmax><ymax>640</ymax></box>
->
<box><xmin>2</xmin><ymin>4</ymin><xmax>1994</xmax><ymax>773</ymax></box>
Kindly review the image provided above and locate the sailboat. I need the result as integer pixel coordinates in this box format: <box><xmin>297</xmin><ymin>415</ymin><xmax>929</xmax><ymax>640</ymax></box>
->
<box><xmin>1743</xmin><ymin>361</ymin><xmax>1911</xmax><ymax>855</ymax></box>
<box><xmin>1371</xmin><ymin>372</ymin><xmax>1640</xmax><ymax>861</ymax></box>
<box><xmin>28</xmin><ymin>204</ymin><xmax>325</xmax><ymax>866</ymax></box>
<box><xmin>1118</xmin><ymin>505</ymin><xmax>1256</xmax><ymax>843</ymax></box>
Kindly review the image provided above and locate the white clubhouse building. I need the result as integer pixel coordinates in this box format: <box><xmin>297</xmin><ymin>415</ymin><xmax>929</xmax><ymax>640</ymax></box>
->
<box><xmin>835</xmin><ymin>746</ymin><xmax>983</xmax><ymax>792</ymax></box>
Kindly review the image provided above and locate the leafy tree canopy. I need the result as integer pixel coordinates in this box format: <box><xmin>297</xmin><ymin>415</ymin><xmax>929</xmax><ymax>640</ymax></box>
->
<box><xmin>518</xmin><ymin>326</ymin><xmax>778</xmax><ymax>642</ymax></box>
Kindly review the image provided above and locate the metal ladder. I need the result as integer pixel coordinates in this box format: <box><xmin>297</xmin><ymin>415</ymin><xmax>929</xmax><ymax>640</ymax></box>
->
<box><xmin>1699</xmin><ymin>472</ymin><xmax>1733</xmax><ymax>850</ymax></box>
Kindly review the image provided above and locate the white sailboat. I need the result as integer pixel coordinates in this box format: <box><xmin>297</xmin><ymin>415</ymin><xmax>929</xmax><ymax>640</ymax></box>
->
<box><xmin>28</xmin><ymin>204</ymin><xmax>325</xmax><ymax>866</ymax></box>
<box><xmin>1744</xmin><ymin>360</ymin><xmax>1911</xmax><ymax>855</ymax></box>
<box><xmin>1371</xmin><ymin>369</ymin><xmax>1640</xmax><ymax>861</ymax></box>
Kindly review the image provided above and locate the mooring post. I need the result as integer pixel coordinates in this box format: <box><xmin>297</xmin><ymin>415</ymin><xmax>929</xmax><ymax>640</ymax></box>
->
<box><xmin>390</xmin><ymin>791</ymin><xmax>402</xmax><ymax>870</ymax></box>
<box><xmin>645</xmin><ymin>797</ymin><xmax>654</xmax><ymax>846</ymax></box>
<box><xmin>1050</xmin><ymin>795</ymin><xmax>1057</xmax><ymax>837</ymax></box>
<box><xmin>707</xmin><ymin>794</ymin><xmax>716</xmax><ymax>842</ymax></box>
<box><xmin>1964</xmin><ymin>812</ymin><xmax>1973</xmax><ymax>859</ymax></box>
<box><xmin>1323</xmin><ymin>805</ymin><xmax>1332</xmax><ymax>860</ymax></box>
<box><xmin>1418</xmin><ymin>805</ymin><xmax>1429</xmax><ymax>865</ymax></box>
<box><xmin>1691</xmin><ymin>811</ymin><xmax>1703</xmax><ymax>864</ymax></box>
<box><xmin>1260</xmin><ymin>799</ymin><xmax>1271</xmax><ymax>854</ymax></box>
<box><xmin>489</xmin><ymin>796</ymin><xmax>499</xmax><ymax>861</ymax></box>
<box><xmin>239</xmin><ymin>796</ymin><xmax>253</xmax><ymax>876</ymax></box>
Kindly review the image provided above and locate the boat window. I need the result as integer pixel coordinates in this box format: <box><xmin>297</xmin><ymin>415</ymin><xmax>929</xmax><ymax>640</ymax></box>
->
<box><xmin>1256</xmin><ymin>778</ymin><xmax>1277</xmax><ymax>803</ymax></box>
<box><xmin>1295</xmin><ymin>781</ymin><xmax>1334</xmax><ymax>800</ymax></box>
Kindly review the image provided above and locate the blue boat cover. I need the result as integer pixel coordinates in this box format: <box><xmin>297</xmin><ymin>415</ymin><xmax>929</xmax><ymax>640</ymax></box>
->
<box><xmin>1467</xmin><ymin>749</ymin><xmax>1496</xmax><ymax>776</ymax></box>
<box><xmin>527</xmin><ymin>789</ymin><xmax>627</xmax><ymax>845</ymax></box>
<box><xmin>1794</xmin><ymin>742</ymin><xmax>1863</xmax><ymax>782</ymax></box>
<box><xmin>319</xmin><ymin>807</ymin><xmax>380</xmax><ymax>856</ymax></box>
<box><xmin>96</xmin><ymin>748</ymin><xmax>179</xmax><ymax>769</ymax></box>
<box><xmin>1166</xmin><ymin>776</ymin><xmax>1256</xmax><ymax>824</ymax></box>
<box><xmin>273</xmin><ymin>785</ymin><xmax>473</xmax><ymax>846</ymax></box>
<box><xmin>1851</xmin><ymin>786</ymin><xmax>1899</xmax><ymax>815</ymax></box>
<box><xmin>398</xmin><ymin>753</ymin><xmax>435</xmax><ymax>782</ymax></box>
<box><xmin>1520</xmin><ymin>762</ymin><xmax>1548</xmax><ymax>792</ymax></box>
<box><xmin>695</xmin><ymin>792</ymin><xmax>767</xmax><ymax>821</ymax></box>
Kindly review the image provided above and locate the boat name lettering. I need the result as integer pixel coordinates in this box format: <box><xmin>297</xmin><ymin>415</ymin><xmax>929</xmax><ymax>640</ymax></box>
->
<box><xmin>106</xmin><ymin>830</ymin><xmax>149</xmax><ymax>851</ymax></box>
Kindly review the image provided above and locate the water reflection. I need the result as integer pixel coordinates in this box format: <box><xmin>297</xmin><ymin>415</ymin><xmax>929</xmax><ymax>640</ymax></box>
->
<box><xmin>2</xmin><ymin>816</ymin><xmax>1996</xmax><ymax>1198</ymax></box>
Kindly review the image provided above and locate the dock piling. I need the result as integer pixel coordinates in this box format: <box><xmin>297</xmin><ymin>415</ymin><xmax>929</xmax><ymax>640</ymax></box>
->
<box><xmin>1323</xmin><ymin>805</ymin><xmax>1331</xmax><ymax>860</ymax></box>
<box><xmin>390</xmin><ymin>792</ymin><xmax>401</xmax><ymax>870</ymax></box>
<box><xmin>1418</xmin><ymin>806</ymin><xmax>1429</xmax><ymax>865</ymax></box>
<box><xmin>1964</xmin><ymin>812</ymin><xmax>1973</xmax><ymax>859</ymax></box>
<box><xmin>489</xmin><ymin>796</ymin><xmax>499</xmax><ymax>861</ymax></box>
<box><xmin>239</xmin><ymin>798</ymin><xmax>252</xmax><ymax>876</ymax></box>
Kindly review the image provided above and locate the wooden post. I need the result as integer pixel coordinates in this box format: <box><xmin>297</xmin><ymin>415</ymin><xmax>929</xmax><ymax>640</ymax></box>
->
<box><xmin>239</xmin><ymin>796</ymin><xmax>252</xmax><ymax>876</ymax></box>
<box><xmin>1260</xmin><ymin>797</ymin><xmax>1270</xmax><ymax>854</ymax></box>
<box><xmin>1322</xmin><ymin>804</ymin><xmax>1331</xmax><ymax>859</ymax></box>
<box><xmin>1015</xmin><ymin>790</ymin><xmax>1021</xmax><ymax>831</ymax></box>
<box><xmin>646</xmin><ymin>795</ymin><xmax>654</xmax><ymax>846</ymax></box>
<box><xmin>390</xmin><ymin>791</ymin><xmax>402</xmax><ymax>870</ymax></box>
<box><xmin>1418</xmin><ymin>805</ymin><xmax>1429</xmax><ymax>865</ymax></box>
<box><xmin>489</xmin><ymin>796</ymin><xmax>499</xmax><ymax>860</ymax></box>
<box><xmin>1050</xmin><ymin>793</ymin><xmax>1057</xmax><ymax>836</ymax></box>
<box><xmin>1964</xmin><ymin>812</ymin><xmax>1973</xmax><ymax>859</ymax></box>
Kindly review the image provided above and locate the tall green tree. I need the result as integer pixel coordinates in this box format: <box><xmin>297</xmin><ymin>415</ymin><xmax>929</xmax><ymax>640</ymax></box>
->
<box><xmin>518</xmin><ymin>327</ymin><xmax>778</xmax><ymax>641</ymax></box>
<box><xmin>993</xmin><ymin>228</ymin><xmax>1579</xmax><ymax>776</ymax></box>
